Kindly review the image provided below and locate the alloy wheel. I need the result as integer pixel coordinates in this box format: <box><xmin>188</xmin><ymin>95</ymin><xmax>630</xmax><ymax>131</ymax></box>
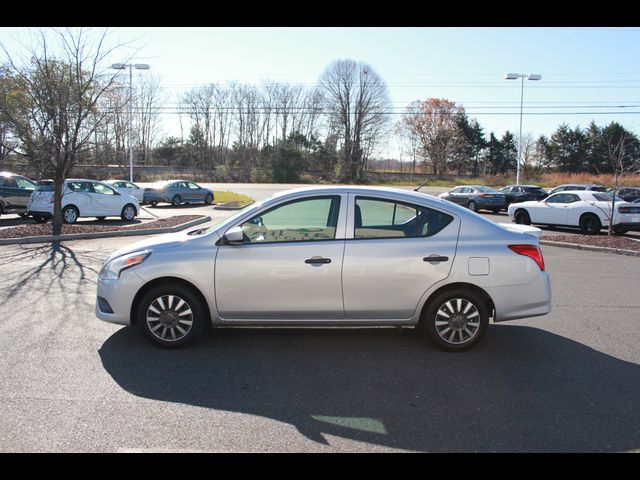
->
<box><xmin>434</xmin><ymin>298</ymin><xmax>481</xmax><ymax>345</ymax></box>
<box><xmin>146</xmin><ymin>295</ymin><xmax>194</xmax><ymax>342</ymax></box>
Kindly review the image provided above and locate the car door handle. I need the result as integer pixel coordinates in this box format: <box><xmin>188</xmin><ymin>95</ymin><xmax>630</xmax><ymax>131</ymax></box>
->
<box><xmin>423</xmin><ymin>255</ymin><xmax>449</xmax><ymax>263</ymax></box>
<box><xmin>305</xmin><ymin>257</ymin><xmax>332</xmax><ymax>265</ymax></box>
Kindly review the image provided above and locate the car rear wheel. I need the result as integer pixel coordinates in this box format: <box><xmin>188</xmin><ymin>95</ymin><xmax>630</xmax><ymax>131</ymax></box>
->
<box><xmin>62</xmin><ymin>205</ymin><xmax>79</xmax><ymax>224</ymax></box>
<box><xmin>171</xmin><ymin>195</ymin><xmax>182</xmax><ymax>207</ymax></box>
<box><xmin>420</xmin><ymin>289</ymin><xmax>489</xmax><ymax>351</ymax></box>
<box><xmin>613</xmin><ymin>225</ymin><xmax>629</xmax><ymax>235</ymax></box>
<box><xmin>137</xmin><ymin>283</ymin><xmax>206</xmax><ymax>348</ymax></box>
<box><xmin>121</xmin><ymin>204</ymin><xmax>136</xmax><ymax>222</ymax></box>
<box><xmin>205</xmin><ymin>193</ymin><xmax>213</xmax><ymax>205</ymax></box>
<box><xmin>33</xmin><ymin>215</ymin><xmax>48</xmax><ymax>224</ymax></box>
<box><xmin>468</xmin><ymin>201</ymin><xmax>478</xmax><ymax>212</ymax></box>
<box><xmin>514</xmin><ymin>209</ymin><xmax>531</xmax><ymax>225</ymax></box>
<box><xmin>580</xmin><ymin>214</ymin><xmax>601</xmax><ymax>235</ymax></box>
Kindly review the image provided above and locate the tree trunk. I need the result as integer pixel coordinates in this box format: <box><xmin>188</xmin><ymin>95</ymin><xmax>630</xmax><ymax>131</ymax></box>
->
<box><xmin>52</xmin><ymin>167</ymin><xmax>65</xmax><ymax>236</ymax></box>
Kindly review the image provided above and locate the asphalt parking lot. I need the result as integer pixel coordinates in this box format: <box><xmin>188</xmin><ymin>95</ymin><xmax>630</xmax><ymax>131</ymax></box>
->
<box><xmin>0</xmin><ymin>192</ymin><xmax>639</xmax><ymax>451</ymax></box>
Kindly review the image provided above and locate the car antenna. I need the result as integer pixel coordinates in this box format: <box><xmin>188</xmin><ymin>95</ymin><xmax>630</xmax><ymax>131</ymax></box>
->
<box><xmin>413</xmin><ymin>177</ymin><xmax>429</xmax><ymax>192</ymax></box>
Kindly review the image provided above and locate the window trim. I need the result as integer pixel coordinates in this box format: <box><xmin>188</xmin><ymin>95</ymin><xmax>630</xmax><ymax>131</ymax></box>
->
<box><xmin>227</xmin><ymin>195</ymin><xmax>343</xmax><ymax>246</ymax></box>
<box><xmin>352</xmin><ymin>195</ymin><xmax>454</xmax><ymax>241</ymax></box>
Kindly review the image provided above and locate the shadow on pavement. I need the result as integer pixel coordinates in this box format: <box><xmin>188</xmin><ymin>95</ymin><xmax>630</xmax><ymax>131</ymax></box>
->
<box><xmin>99</xmin><ymin>325</ymin><xmax>640</xmax><ymax>452</ymax></box>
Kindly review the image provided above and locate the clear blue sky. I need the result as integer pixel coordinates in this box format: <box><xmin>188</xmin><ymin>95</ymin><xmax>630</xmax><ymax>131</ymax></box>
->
<box><xmin>2</xmin><ymin>26</ymin><xmax>640</xmax><ymax>156</ymax></box>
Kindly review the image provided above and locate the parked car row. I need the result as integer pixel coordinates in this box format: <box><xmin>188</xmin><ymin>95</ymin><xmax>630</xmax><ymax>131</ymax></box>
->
<box><xmin>0</xmin><ymin>172</ymin><xmax>215</xmax><ymax>224</ymax></box>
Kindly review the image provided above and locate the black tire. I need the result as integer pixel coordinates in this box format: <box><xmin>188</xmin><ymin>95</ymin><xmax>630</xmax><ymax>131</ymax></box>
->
<box><xmin>137</xmin><ymin>283</ymin><xmax>206</xmax><ymax>348</ymax></box>
<box><xmin>151</xmin><ymin>201</ymin><xmax>158</xmax><ymax>207</ymax></box>
<box><xmin>467</xmin><ymin>201</ymin><xmax>478</xmax><ymax>212</ymax></box>
<box><xmin>18</xmin><ymin>212</ymin><xmax>29</xmax><ymax>218</ymax></box>
<box><xmin>121</xmin><ymin>203</ymin><xmax>137</xmax><ymax>222</ymax></box>
<box><xmin>62</xmin><ymin>205</ymin><xmax>79</xmax><ymax>224</ymax></box>
<box><xmin>204</xmin><ymin>193</ymin><xmax>213</xmax><ymax>205</ymax></box>
<box><xmin>33</xmin><ymin>215</ymin><xmax>48</xmax><ymax>224</ymax></box>
<box><xmin>490</xmin><ymin>208</ymin><xmax>501</xmax><ymax>214</ymax></box>
<box><xmin>613</xmin><ymin>225</ymin><xmax>629</xmax><ymax>235</ymax></box>
<box><xmin>171</xmin><ymin>195</ymin><xmax>182</xmax><ymax>207</ymax></box>
<box><xmin>514</xmin><ymin>209</ymin><xmax>531</xmax><ymax>225</ymax></box>
<box><xmin>419</xmin><ymin>288</ymin><xmax>490</xmax><ymax>352</ymax></box>
<box><xmin>96</xmin><ymin>216</ymin><xmax>106</xmax><ymax>221</ymax></box>
<box><xmin>579</xmin><ymin>214</ymin><xmax>601</xmax><ymax>235</ymax></box>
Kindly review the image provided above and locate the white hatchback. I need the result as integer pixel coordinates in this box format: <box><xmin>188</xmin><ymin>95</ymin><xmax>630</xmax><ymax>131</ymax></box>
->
<box><xmin>28</xmin><ymin>179</ymin><xmax>139</xmax><ymax>224</ymax></box>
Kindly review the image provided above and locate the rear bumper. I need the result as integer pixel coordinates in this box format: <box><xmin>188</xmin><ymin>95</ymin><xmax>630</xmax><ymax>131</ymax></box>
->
<box><xmin>27</xmin><ymin>209</ymin><xmax>52</xmax><ymax>218</ymax></box>
<box><xmin>143</xmin><ymin>192</ymin><xmax>169</xmax><ymax>203</ymax></box>
<box><xmin>487</xmin><ymin>271</ymin><xmax>552</xmax><ymax>322</ymax></box>
<box><xmin>478</xmin><ymin>200</ymin><xmax>507</xmax><ymax>211</ymax></box>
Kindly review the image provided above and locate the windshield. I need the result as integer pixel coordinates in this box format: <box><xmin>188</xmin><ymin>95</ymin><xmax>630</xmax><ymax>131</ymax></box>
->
<box><xmin>196</xmin><ymin>200</ymin><xmax>264</xmax><ymax>236</ymax></box>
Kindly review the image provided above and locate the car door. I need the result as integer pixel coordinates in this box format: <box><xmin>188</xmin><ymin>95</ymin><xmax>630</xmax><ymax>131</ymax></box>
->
<box><xmin>445</xmin><ymin>187</ymin><xmax>466</xmax><ymax>205</ymax></box>
<box><xmin>91</xmin><ymin>182</ymin><xmax>124</xmax><ymax>217</ymax></box>
<box><xmin>13</xmin><ymin>176</ymin><xmax>36</xmax><ymax>210</ymax></box>
<box><xmin>533</xmin><ymin>193</ymin><xmax>571</xmax><ymax>224</ymax></box>
<box><xmin>342</xmin><ymin>194</ymin><xmax>460</xmax><ymax>319</ymax></box>
<box><xmin>215</xmin><ymin>194</ymin><xmax>346</xmax><ymax>320</ymax></box>
<box><xmin>125</xmin><ymin>182</ymin><xmax>144</xmax><ymax>202</ymax></box>
<box><xmin>186</xmin><ymin>182</ymin><xmax>204</xmax><ymax>202</ymax></box>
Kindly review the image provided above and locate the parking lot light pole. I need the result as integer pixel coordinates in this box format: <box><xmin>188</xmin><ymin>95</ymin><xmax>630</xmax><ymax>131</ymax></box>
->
<box><xmin>111</xmin><ymin>63</ymin><xmax>150</xmax><ymax>182</ymax></box>
<box><xmin>504</xmin><ymin>73</ymin><xmax>542</xmax><ymax>186</ymax></box>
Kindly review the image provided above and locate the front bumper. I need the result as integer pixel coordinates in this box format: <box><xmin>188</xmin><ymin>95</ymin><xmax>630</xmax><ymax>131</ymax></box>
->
<box><xmin>95</xmin><ymin>268</ymin><xmax>146</xmax><ymax>326</ymax></box>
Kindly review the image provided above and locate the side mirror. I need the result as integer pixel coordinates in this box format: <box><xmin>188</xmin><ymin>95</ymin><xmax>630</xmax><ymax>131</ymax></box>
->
<box><xmin>223</xmin><ymin>226</ymin><xmax>244</xmax><ymax>245</ymax></box>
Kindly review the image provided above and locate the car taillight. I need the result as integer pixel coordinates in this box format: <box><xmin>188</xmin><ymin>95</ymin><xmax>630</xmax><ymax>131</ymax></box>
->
<box><xmin>619</xmin><ymin>206</ymin><xmax>640</xmax><ymax>214</ymax></box>
<box><xmin>508</xmin><ymin>244</ymin><xmax>545</xmax><ymax>271</ymax></box>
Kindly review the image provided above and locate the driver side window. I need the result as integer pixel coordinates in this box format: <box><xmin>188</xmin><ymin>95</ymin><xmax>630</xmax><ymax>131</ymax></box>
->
<box><xmin>241</xmin><ymin>196</ymin><xmax>341</xmax><ymax>244</ymax></box>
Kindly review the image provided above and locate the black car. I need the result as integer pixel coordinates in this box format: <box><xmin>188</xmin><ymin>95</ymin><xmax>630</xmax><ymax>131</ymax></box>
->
<box><xmin>499</xmin><ymin>185</ymin><xmax>549</xmax><ymax>205</ymax></box>
<box><xmin>0</xmin><ymin>171</ymin><xmax>37</xmax><ymax>218</ymax></box>
<box><xmin>548</xmin><ymin>184</ymin><xmax>607</xmax><ymax>195</ymax></box>
<box><xmin>616</xmin><ymin>187</ymin><xmax>640</xmax><ymax>203</ymax></box>
<box><xmin>438</xmin><ymin>185</ymin><xmax>507</xmax><ymax>213</ymax></box>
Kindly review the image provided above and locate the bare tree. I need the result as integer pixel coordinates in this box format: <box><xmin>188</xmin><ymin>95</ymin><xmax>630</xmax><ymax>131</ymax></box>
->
<box><xmin>0</xmin><ymin>27</ymin><xmax>128</xmax><ymax>236</ymax></box>
<box><xmin>134</xmin><ymin>73</ymin><xmax>163</xmax><ymax>167</ymax></box>
<box><xmin>398</xmin><ymin>98</ymin><xmax>466</xmax><ymax>176</ymax></box>
<box><xmin>318</xmin><ymin>59</ymin><xmax>390</xmax><ymax>182</ymax></box>
<box><xmin>605</xmin><ymin>132</ymin><xmax>640</xmax><ymax>235</ymax></box>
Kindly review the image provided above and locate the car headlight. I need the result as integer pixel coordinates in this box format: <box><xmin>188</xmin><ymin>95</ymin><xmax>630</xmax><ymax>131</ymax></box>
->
<box><xmin>99</xmin><ymin>250</ymin><xmax>151</xmax><ymax>280</ymax></box>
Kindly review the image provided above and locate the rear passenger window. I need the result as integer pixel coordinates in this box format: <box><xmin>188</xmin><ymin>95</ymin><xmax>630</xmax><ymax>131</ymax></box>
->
<box><xmin>354</xmin><ymin>197</ymin><xmax>453</xmax><ymax>239</ymax></box>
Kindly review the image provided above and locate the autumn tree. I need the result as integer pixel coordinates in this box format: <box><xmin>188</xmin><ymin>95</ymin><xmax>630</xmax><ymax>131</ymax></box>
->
<box><xmin>0</xmin><ymin>27</ymin><xmax>126</xmax><ymax>236</ymax></box>
<box><xmin>398</xmin><ymin>98</ymin><xmax>466</xmax><ymax>176</ymax></box>
<box><xmin>318</xmin><ymin>59</ymin><xmax>390</xmax><ymax>182</ymax></box>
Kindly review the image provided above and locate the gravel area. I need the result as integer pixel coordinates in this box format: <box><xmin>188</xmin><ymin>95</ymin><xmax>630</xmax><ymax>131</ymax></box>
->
<box><xmin>544</xmin><ymin>234</ymin><xmax>640</xmax><ymax>252</ymax></box>
<box><xmin>0</xmin><ymin>215</ymin><xmax>205</xmax><ymax>239</ymax></box>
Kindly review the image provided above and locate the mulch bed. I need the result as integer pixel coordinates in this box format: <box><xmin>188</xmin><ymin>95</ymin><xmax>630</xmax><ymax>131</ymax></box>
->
<box><xmin>0</xmin><ymin>215</ymin><xmax>205</xmax><ymax>239</ymax></box>
<box><xmin>543</xmin><ymin>234</ymin><xmax>640</xmax><ymax>252</ymax></box>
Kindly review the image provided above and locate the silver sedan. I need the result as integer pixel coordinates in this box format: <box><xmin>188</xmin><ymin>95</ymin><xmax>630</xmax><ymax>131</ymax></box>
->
<box><xmin>96</xmin><ymin>186</ymin><xmax>551</xmax><ymax>351</ymax></box>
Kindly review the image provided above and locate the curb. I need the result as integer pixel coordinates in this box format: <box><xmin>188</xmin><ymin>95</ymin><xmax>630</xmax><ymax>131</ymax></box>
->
<box><xmin>213</xmin><ymin>202</ymin><xmax>253</xmax><ymax>211</ymax></box>
<box><xmin>540</xmin><ymin>239</ymin><xmax>640</xmax><ymax>257</ymax></box>
<box><xmin>0</xmin><ymin>216</ymin><xmax>212</xmax><ymax>246</ymax></box>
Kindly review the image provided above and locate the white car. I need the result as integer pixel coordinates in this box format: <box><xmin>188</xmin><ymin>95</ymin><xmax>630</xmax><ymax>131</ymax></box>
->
<box><xmin>28</xmin><ymin>178</ymin><xmax>139</xmax><ymax>224</ymax></box>
<box><xmin>508</xmin><ymin>190</ymin><xmax>640</xmax><ymax>235</ymax></box>
<box><xmin>105</xmin><ymin>180</ymin><xmax>145</xmax><ymax>203</ymax></box>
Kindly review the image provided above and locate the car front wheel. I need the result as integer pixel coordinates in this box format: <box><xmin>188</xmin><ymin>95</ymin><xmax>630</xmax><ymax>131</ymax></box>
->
<box><xmin>420</xmin><ymin>289</ymin><xmax>489</xmax><ymax>351</ymax></box>
<box><xmin>121</xmin><ymin>204</ymin><xmax>136</xmax><ymax>222</ymax></box>
<box><xmin>137</xmin><ymin>283</ymin><xmax>206</xmax><ymax>348</ymax></box>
